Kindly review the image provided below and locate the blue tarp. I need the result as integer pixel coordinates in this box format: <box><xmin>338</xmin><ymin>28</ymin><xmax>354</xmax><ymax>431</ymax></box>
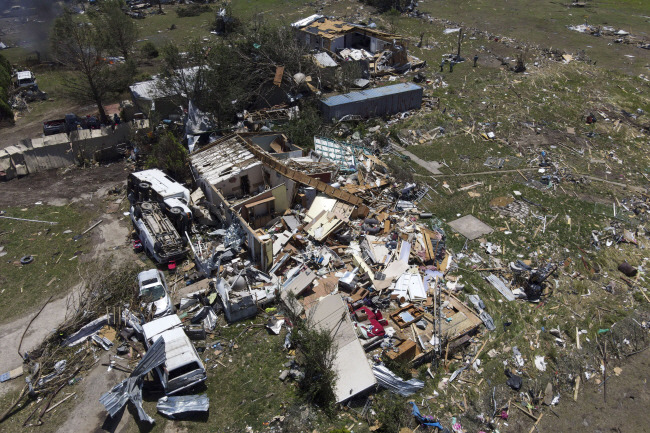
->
<box><xmin>410</xmin><ymin>402</ymin><xmax>444</xmax><ymax>430</ymax></box>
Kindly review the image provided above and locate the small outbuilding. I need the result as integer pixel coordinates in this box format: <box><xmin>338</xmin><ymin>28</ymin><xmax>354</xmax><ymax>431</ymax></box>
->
<box><xmin>319</xmin><ymin>82</ymin><xmax>423</xmax><ymax>122</ymax></box>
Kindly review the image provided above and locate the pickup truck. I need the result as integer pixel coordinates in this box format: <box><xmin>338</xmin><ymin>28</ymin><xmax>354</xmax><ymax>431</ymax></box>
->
<box><xmin>43</xmin><ymin>114</ymin><xmax>100</xmax><ymax>136</ymax></box>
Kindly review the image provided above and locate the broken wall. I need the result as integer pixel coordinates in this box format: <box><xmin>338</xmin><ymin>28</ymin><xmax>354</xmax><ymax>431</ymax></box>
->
<box><xmin>70</xmin><ymin>123</ymin><xmax>131</xmax><ymax>163</ymax></box>
<box><xmin>197</xmin><ymin>180</ymin><xmax>274</xmax><ymax>271</ymax></box>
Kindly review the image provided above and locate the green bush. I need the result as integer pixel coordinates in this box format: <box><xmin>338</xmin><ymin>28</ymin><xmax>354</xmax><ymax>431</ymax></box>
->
<box><xmin>145</xmin><ymin>132</ymin><xmax>189</xmax><ymax>181</ymax></box>
<box><xmin>285</xmin><ymin>294</ymin><xmax>337</xmax><ymax>412</ymax></box>
<box><xmin>0</xmin><ymin>96</ymin><xmax>13</xmax><ymax>123</ymax></box>
<box><xmin>284</xmin><ymin>101</ymin><xmax>322</xmax><ymax>150</ymax></box>
<box><xmin>140</xmin><ymin>41</ymin><xmax>159</xmax><ymax>59</ymax></box>
<box><xmin>0</xmin><ymin>54</ymin><xmax>13</xmax><ymax>123</ymax></box>
<box><xmin>0</xmin><ymin>66</ymin><xmax>10</xmax><ymax>90</ymax></box>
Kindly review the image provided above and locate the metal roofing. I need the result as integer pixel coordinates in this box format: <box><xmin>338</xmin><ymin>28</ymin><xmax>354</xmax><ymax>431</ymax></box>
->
<box><xmin>189</xmin><ymin>134</ymin><xmax>261</xmax><ymax>186</ymax></box>
<box><xmin>291</xmin><ymin>14</ymin><xmax>323</xmax><ymax>28</ymax></box>
<box><xmin>143</xmin><ymin>314</ymin><xmax>182</xmax><ymax>342</ymax></box>
<box><xmin>99</xmin><ymin>335</ymin><xmax>166</xmax><ymax>423</ymax></box>
<box><xmin>16</xmin><ymin>71</ymin><xmax>34</xmax><ymax>80</ymax></box>
<box><xmin>130</xmin><ymin>67</ymin><xmax>200</xmax><ymax>100</ymax></box>
<box><xmin>313</xmin><ymin>51</ymin><xmax>338</xmax><ymax>68</ymax></box>
<box><xmin>157</xmin><ymin>394</ymin><xmax>209</xmax><ymax>417</ymax></box>
<box><xmin>129</xmin><ymin>79</ymin><xmax>170</xmax><ymax>101</ymax></box>
<box><xmin>160</xmin><ymin>327</ymin><xmax>201</xmax><ymax>371</ymax></box>
<box><xmin>321</xmin><ymin>83</ymin><xmax>422</xmax><ymax>107</ymax></box>
<box><xmin>309</xmin><ymin>294</ymin><xmax>376</xmax><ymax>402</ymax></box>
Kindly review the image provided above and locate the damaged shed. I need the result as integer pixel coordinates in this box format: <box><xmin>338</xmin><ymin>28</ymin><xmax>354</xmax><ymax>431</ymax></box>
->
<box><xmin>292</xmin><ymin>15</ymin><xmax>404</xmax><ymax>55</ymax></box>
<box><xmin>320</xmin><ymin>83</ymin><xmax>423</xmax><ymax>122</ymax></box>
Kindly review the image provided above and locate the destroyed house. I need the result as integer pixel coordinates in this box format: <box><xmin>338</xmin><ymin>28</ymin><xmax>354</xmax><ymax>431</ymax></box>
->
<box><xmin>189</xmin><ymin>133</ymin><xmax>296</xmax><ymax>229</ymax></box>
<box><xmin>129</xmin><ymin>67</ymin><xmax>201</xmax><ymax>118</ymax></box>
<box><xmin>292</xmin><ymin>15</ymin><xmax>404</xmax><ymax>54</ymax></box>
<box><xmin>189</xmin><ymin>132</ymin><xmax>369</xmax><ymax>271</ymax></box>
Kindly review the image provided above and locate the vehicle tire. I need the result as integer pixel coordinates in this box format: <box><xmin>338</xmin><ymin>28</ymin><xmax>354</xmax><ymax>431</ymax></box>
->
<box><xmin>20</xmin><ymin>255</ymin><xmax>34</xmax><ymax>265</ymax></box>
<box><xmin>169</xmin><ymin>207</ymin><xmax>183</xmax><ymax>222</ymax></box>
<box><xmin>141</xmin><ymin>202</ymin><xmax>153</xmax><ymax>211</ymax></box>
<box><xmin>139</xmin><ymin>181</ymin><xmax>151</xmax><ymax>201</ymax></box>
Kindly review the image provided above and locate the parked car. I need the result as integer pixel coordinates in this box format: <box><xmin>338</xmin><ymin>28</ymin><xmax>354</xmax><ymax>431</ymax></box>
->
<box><xmin>137</xmin><ymin>269</ymin><xmax>174</xmax><ymax>318</ymax></box>
<box><xmin>42</xmin><ymin>113</ymin><xmax>100</xmax><ymax>136</ymax></box>
<box><xmin>14</xmin><ymin>70</ymin><xmax>36</xmax><ymax>88</ymax></box>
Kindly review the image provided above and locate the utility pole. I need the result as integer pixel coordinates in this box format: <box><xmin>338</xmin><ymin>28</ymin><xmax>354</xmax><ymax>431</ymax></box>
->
<box><xmin>456</xmin><ymin>28</ymin><xmax>464</xmax><ymax>60</ymax></box>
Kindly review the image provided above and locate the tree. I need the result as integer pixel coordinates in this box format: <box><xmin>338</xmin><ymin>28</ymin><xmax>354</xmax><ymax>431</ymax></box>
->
<box><xmin>146</xmin><ymin>132</ymin><xmax>189</xmax><ymax>181</ymax></box>
<box><xmin>51</xmin><ymin>10</ymin><xmax>111</xmax><ymax>123</ymax></box>
<box><xmin>159</xmin><ymin>40</ymin><xmax>211</xmax><ymax>112</ymax></box>
<box><xmin>158</xmin><ymin>20</ymin><xmax>318</xmax><ymax>128</ymax></box>
<box><xmin>0</xmin><ymin>54</ymin><xmax>13</xmax><ymax>124</ymax></box>
<box><xmin>285</xmin><ymin>294</ymin><xmax>337</xmax><ymax>411</ymax></box>
<box><xmin>284</xmin><ymin>101</ymin><xmax>322</xmax><ymax>149</ymax></box>
<box><xmin>90</xmin><ymin>0</ymin><xmax>139</xmax><ymax>61</ymax></box>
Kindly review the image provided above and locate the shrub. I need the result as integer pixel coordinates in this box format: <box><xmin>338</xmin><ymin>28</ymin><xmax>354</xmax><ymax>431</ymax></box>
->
<box><xmin>145</xmin><ymin>132</ymin><xmax>189</xmax><ymax>181</ymax></box>
<box><xmin>286</xmin><ymin>294</ymin><xmax>337</xmax><ymax>412</ymax></box>
<box><xmin>0</xmin><ymin>54</ymin><xmax>13</xmax><ymax>123</ymax></box>
<box><xmin>140</xmin><ymin>41</ymin><xmax>159</xmax><ymax>59</ymax></box>
<box><xmin>284</xmin><ymin>101</ymin><xmax>322</xmax><ymax>150</ymax></box>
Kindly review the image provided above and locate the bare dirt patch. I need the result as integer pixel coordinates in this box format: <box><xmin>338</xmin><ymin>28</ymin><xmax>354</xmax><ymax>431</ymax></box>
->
<box><xmin>537</xmin><ymin>350</ymin><xmax>650</xmax><ymax>433</ymax></box>
<box><xmin>0</xmin><ymin>161</ymin><xmax>130</xmax><ymax>208</ymax></box>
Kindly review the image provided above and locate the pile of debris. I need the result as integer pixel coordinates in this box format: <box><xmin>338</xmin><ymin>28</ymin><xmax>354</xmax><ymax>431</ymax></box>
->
<box><xmin>568</xmin><ymin>24</ymin><xmax>649</xmax><ymax>47</ymax></box>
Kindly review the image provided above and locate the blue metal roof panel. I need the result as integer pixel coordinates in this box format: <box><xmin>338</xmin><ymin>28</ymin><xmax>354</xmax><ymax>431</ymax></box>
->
<box><xmin>321</xmin><ymin>83</ymin><xmax>422</xmax><ymax>107</ymax></box>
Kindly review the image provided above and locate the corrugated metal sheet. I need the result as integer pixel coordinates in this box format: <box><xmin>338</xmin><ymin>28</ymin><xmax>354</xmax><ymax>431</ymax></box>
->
<box><xmin>485</xmin><ymin>274</ymin><xmax>515</xmax><ymax>301</ymax></box>
<box><xmin>372</xmin><ymin>364</ymin><xmax>424</xmax><ymax>396</ymax></box>
<box><xmin>319</xmin><ymin>83</ymin><xmax>423</xmax><ymax>121</ymax></box>
<box><xmin>100</xmin><ymin>336</ymin><xmax>166</xmax><ymax>423</ymax></box>
<box><xmin>157</xmin><ymin>394</ymin><xmax>209</xmax><ymax>418</ymax></box>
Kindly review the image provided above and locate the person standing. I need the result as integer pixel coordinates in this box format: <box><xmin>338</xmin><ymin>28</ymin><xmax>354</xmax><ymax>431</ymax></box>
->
<box><xmin>473</xmin><ymin>54</ymin><xmax>479</xmax><ymax>67</ymax></box>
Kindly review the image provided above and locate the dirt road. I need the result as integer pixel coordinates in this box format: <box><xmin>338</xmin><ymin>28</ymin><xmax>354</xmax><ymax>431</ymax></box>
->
<box><xmin>536</xmin><ymin>350</ymin><xmax>650</xmax><ymax>433</ymax></box>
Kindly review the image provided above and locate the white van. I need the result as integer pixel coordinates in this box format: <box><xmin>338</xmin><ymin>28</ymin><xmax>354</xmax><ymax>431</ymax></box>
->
<box><xmin>142</xmin><ymin>315</ymin><xmax>207</xmax><ymax>395</ymax></box>
<box><xmin>128</xmin><ymin>169</ymin><xmax>193</xmax><ymax>221</ymax></box>
<box><xmin>15</xmin><ymin>71</ymin><xmax>36</xmax><ymax>88</ymax></box>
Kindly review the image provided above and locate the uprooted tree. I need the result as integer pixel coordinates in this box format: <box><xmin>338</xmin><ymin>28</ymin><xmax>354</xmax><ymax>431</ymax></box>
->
<box><xmin>159</xmin><ymin>20</ymin><xmax>318</xmax><ymax>128</ymax></box>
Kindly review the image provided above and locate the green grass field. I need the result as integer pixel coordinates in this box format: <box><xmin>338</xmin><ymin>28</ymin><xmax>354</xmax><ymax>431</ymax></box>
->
<box><xmin>0</xmin><ymin>205</ymin><xmax>95</xmax><ymax>324</ymax></box>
